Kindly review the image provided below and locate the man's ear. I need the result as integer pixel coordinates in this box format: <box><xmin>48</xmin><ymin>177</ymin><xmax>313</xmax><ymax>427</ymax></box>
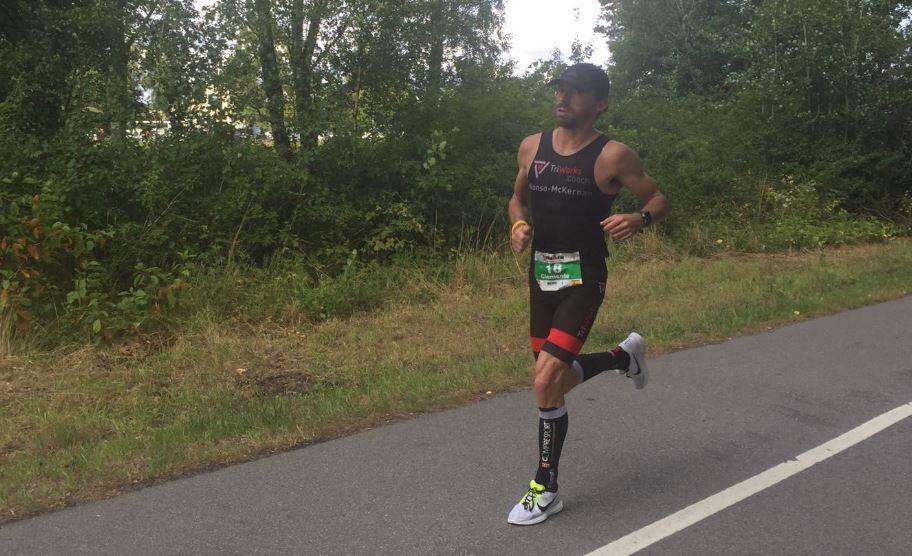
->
<box><xmin>596</xmin><ymin>97</ymin><xmax>609</xmax><ymax>115</ymax></box>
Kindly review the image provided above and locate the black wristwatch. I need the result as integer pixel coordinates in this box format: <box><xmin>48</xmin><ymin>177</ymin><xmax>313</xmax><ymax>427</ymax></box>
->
<box><xmin>640</xmin><ymin>210</ymin><xmax>653</xmax><ymax>227</ymax></box>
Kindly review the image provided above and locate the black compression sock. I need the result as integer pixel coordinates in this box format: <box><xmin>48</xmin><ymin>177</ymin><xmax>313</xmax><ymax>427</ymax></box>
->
<box><xmin>573</xmin><ymin>347</ymin><xmax>631</xmax><ymax>382</ymax></box>
<box><xmin>534</xmin><ymin>406</ymin><xmax>568</xmax><ymax>492</ymax></box>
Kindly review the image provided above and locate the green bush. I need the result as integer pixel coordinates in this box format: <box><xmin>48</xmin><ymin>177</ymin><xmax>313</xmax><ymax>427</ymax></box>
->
<box><xmin>0</xmin><ymin>173</ymin><xmax>106</xmax><ymax>320</ymax></box>
<box><xmin>0</xmin><ymin>172</ymin><xmax>193</xmax><ymax>343</ymax></box>
<box><xmin>669</xmin><ymin>176</ymin><xmax>900</xmax><ymax>253</ymax></box>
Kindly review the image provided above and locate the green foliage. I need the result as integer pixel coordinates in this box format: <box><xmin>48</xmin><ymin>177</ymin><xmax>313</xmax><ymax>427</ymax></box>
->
<box><xmin>1</xmin><ymin>0</ymin><xmax>909</xmax><ymax>348</ymax></box>
<box><xmin>291</xmin><ymin>258</ymin><xmax>423</xmax><ymax>322</ymax></box>
<box><xmin>602</xmin><ymin>0</ymin><xmax>912</xmax><ymax>216</ymax></box>
<box><xmin>0</xmin><ymin>170</ymin><xmax>194</xmax><ymax>343</ymax></box>
<box><xmin>0</xmin><ymin>173</ymin><xmax>107</xmax><ymax>323</ymax></box>
<box><xmin>599</xmin><ymin>0</ymin><xmax>750</xmax><ymax>97</ymax></box>
<box><xmin>682</xmin><ymin>176</ymin><xmax>900</xmax><ymax>253</ymax></box>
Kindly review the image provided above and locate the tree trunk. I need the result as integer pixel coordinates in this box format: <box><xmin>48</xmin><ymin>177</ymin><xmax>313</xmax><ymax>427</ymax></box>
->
<box><xmin>352</xmin><ymin>60</ymin><xmax>362</xmax><ymax>138</ymax></box>
<box><xmin>254</xmin><ymin>0</ymin><xmax>292</xmax><ymax>161</ymax></box>
<box><xmin>291</xmin><ymin>0</ymin><xmax>322</xmax><ymax>148</ymax></box>
<box><xmin>426</xmin><ymin>1</ymin><xmax>445</xmax><ymax>109</ymax></box>
<box><xmin>108</xmin><ymin>1</ymin><xmax>133</xmax><ymax>142</ymax></box>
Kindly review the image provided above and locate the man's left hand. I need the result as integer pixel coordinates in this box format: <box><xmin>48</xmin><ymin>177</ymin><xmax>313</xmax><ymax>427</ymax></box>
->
<box><xmin>601</xmin><ymin>213</ymin><xmax>642</xmax><ymax>241</ymax></box>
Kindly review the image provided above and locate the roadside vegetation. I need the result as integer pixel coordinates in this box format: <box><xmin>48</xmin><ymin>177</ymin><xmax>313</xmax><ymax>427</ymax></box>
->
<box><xmin>2</xmin><ymin>236</ymin><xmax>911</xmax><ymax>521</ymax></box>
<box><xmin>2</xmin><ymin>1</ymin><xmax>910</xmax><ymax>347</ymax></box>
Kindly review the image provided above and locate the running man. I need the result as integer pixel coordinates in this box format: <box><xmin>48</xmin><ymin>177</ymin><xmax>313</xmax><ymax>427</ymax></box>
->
<box><xmin>507</xmin><ymin>63</ymin><xmax>670</xmax><ymax>525</ymax></box>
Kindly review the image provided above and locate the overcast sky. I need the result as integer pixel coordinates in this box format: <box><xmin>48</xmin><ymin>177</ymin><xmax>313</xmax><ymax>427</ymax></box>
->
<box><xmin>193</xmin><ymin>0</ymin><xmax>610</xmax><ymax>74</ymax></box>
<box><xmin>503</xmin><ymin>0</ymin><xmax>610</xmax><ymax>73</ymax></box>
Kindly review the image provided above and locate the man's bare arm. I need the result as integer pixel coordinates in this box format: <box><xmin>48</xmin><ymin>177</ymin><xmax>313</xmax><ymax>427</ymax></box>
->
<box><xmin>508</xmin><ymin>133</ymin><xmax>540</xmax><ymax>253</ymax></box>
<box><xmin>596</xmin><ymin>142</ymin><xmax>670</xmax><ymax>241</ymax></box>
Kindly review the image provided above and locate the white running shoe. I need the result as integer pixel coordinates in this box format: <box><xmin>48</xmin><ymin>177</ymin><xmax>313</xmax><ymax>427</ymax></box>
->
<box><xmin>507</xmin><ymin>480</ymin><xmax>563</xmax><ymax>525</ymax></box>
<box><xmin>618</xmin><ymin>332</ymin><xmax>649</xmax><ymax>390</ymax></box>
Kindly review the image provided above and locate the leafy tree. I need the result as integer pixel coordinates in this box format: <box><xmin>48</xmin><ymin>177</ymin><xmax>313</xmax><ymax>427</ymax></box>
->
<box><xmin>252</xmin><ymin>0</ymin><xmax>293</xmax><ymax>159</ymax></box>
<box><xmin>599</xmin><ymin>0</ymin><xmax>912</xmax><ymax>212</ymax></box>
<box><xmin>599</xmin><ymin>0</ymin><xmax>751</xmax><ymax>97</ymax></box>
<box><xmin>138</xmin><ymin>0</ymin><xmax>211</xmax><ymax>131</ymax></box>
<box><xmin>735</xmin><ymin>0</ymin><xmax>912</xmax><ymax>209</ymax></box>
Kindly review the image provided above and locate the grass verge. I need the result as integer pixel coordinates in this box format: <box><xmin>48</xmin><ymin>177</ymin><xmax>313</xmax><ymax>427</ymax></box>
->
<box><xmin>2</xmin><ymin>237</ymin><xmax>911</xmax><ymax>521</ymax></box>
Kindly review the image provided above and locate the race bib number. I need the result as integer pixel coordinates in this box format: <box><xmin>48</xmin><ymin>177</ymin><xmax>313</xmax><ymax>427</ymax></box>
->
<box><xmin>533</xmin><ymin>251</ymin><xmax>582</xmax><ymax>291</ymax></box>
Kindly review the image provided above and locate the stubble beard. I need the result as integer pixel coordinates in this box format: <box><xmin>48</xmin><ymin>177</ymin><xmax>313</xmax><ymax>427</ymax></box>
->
<box><xmin>555</xmin><ymin>110</ymin><xmax>578</xmax><ymax>130</ymax></box>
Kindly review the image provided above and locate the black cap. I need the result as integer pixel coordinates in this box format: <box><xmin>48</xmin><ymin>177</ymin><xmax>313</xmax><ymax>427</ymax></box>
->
<box><xmin>547</xmin><ymin>63</ymin><xmax>610</xmax><ymax>99</ymax></box>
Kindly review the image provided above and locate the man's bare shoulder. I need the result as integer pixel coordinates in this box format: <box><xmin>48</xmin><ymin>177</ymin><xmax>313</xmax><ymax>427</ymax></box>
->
<box><xmin>517</xmin><ymin>132</ymin><xmax>543</xmax><ymax>167</ymax></box>
<box><xmin>598</xmin><ymin>139</ymin><xmax>639</xmax><ymax>166</ymax></box>
<box><xmin>596</xmin><ymin>140</ymin><xmax>645</xmax><ymax>179</ymax></box>
<box><xmin>519</xmin><ymin>132</ymin><xmax>543</xmax><ymax>154</ymax></box>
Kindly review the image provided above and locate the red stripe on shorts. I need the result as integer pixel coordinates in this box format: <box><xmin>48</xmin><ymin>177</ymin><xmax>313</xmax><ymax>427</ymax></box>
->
<box><xmin>530</xmin><ymin>337</ymin><xmax>547</xmax><ymax>352</ymax></box>
<box><xmin>546</xmin><ymin>328</ymin><xmax>583</xmax><ymax>355</ymax></box>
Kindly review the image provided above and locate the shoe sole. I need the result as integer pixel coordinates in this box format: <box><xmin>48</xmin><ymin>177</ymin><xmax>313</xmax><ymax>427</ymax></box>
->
<box><xmin>507</xmin><ymin>498</ymin><xmax>564</xmax><ymax>526</ymax></box>
<box><xmin>631</xmin><ymin>351</ymin><xmax>649</xmax><ymax>390</ymax></box>
<box><xmin>622</xmin><ymin>333</ymin><xmax>649</xmax><ymax>390</ymax></box>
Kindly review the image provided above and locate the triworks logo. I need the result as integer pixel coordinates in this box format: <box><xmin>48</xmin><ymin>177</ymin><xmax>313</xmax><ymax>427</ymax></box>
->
<box><xmin>557</xmin><ymin>165</ymin><xmax>583</xmax><ymax>176</ymax></box>
<box><xmin>533</xmin><ymin>160</ymin><xmax>584</xmax><ymax>179</ymax></box>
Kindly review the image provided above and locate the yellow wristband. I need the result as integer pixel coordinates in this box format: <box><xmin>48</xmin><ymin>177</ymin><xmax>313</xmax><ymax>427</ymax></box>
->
<box><xmin>511</xmin><ymin>220</ymin><xmax>529</xmax><ymax>234</ymax></box>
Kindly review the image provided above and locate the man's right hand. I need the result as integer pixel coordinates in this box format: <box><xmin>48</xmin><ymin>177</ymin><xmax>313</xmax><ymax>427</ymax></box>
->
<box><xmin>511</xmin><ymin>224</ymin><xmax>532</xmax><ymax>253</ymax></box>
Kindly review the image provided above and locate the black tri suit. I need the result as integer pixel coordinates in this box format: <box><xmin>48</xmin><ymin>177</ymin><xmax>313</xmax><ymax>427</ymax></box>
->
<box><xmin>527</xmin><ymin>129</ymin><xmax>616</xmax><ymax>363</ymax></box>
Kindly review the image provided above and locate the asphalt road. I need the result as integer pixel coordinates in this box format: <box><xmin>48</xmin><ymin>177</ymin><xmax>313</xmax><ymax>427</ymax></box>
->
<box><xmin>2</xmin><ymin>296</ymin><xmax>911</xmax><ymax>555</ymax></box>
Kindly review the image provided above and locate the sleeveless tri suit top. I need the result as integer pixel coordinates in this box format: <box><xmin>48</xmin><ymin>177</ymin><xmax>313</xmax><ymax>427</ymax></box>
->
<box><xmin>527</xmin><ymin>130</ymin><xmax>616</xmax><ymax>269</ymax></box>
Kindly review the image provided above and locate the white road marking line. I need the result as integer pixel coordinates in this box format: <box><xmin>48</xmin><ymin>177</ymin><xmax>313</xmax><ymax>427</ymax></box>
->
<box><xmin>587</xmin><ymin>401</ymin><xmax>912</xmax><ymax>556</ymax></box>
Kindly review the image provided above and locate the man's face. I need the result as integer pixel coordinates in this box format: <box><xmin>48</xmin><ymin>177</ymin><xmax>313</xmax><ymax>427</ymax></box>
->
<box><xmin>553</xmin><ymin>85</ymin><xmax>608</xmax><ymax>129</ymax></box>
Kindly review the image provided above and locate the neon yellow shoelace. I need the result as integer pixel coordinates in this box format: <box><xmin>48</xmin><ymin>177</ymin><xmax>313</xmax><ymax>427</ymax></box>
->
<box><xmin>520</xmin><ymin>480</ymin><xmax>546</xmax><ymax>510</ymax></box>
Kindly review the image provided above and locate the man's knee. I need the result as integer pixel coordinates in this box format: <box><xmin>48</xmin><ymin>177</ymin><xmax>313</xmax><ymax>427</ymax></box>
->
<box><xmin>532</xmin><ymin>373</ymin><xmax>558</xmax><ymax>400</ymax></box>
<box><xmin>532</xmin><ymin>354</ymin><xmax>569</xmax><ymax>399</ymax></box>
